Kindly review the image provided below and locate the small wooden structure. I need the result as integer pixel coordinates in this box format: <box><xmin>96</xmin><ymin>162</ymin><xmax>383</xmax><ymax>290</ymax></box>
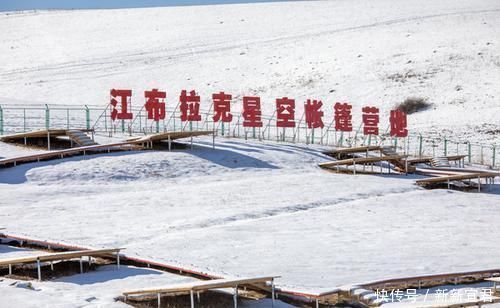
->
<box><xmin>0</xmin><ymin>141</ymin><xmax>142</xmax><ymax>168</ymax></box>
<box><xmin>0</xmin><ymin>248</ymin><xmax>123</xmax><ymax>281</ymax></box>
<box><xmin>486</xmin><ymin>277</ymin><xmax>500</xmax><ymax>295</ymax></box>
<box><xmin>0</xmin><ymin>129</ymin><xmax>96</xmax><ymax>150</ymax></box>
<box><xmin>416</xmin><ymin>172</ymin><xmax>498</xmax><ymax>191</ymax></box>
<box><xmin>319</xmin><ymin>155</ymin><xmax>408</xmax><ymax>174</ymax></box>
<box><xmin>123</xmin><ymin>276</ymin><xmax>279</xmax><ymax>308</ymax></box>
<box><xmin>322</xmin><ymin>146</ymin><xmax>382</xmax><ymax>159</ymax></box>
<box><xmin>0</xmin><ymin>129</ymin><xmax>214</xmax><ymax>168</ymax></box>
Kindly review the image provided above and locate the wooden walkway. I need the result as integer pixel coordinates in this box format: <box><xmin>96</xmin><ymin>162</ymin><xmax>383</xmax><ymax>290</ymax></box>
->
<box><xmin>123</xmin><ymin>276</ymin><xmax>279</xmax><ymax>308</ymax></box>
<box><xmin>319</xmin><ymin>155</ymin><xmax>408</xmax><ymax>174</ymax></box>
<box><xmin>415</xmin><ymin>172</ymin><xmax>498</xmax><ymax>190</ymax></box>
<box><xmin>0</xmin><ymin>248</ymin><xmax>123</xmax><ymax>281</ymax></box>
<box><xmin>0</xmin><ymin>141</ymin><xmax>142</xmax><ymax>168</ymax></box>
<box><xmin>0</xmin><ymin>130</ymin><xmax>213</xmax><ymax>168</ymax></box>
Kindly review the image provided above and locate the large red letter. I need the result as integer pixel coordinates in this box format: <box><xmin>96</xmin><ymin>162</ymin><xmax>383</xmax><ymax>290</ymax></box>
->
<box><xmin>334</xmin><ymin>102</ymin><xmax>352</xmax><ymax>132</ymax></box>
<box><xmin>179</xmin><ymin>90</ymin><xmax>201</xmax><ymax>122</ymax></box>
<box><xmin>276</xmin><ymin>97</ymin><xmax>295</xmax><ymax>128</ymax></box>
<box><xmin>242</xmin><ymin>96</ymin><xmax>263</xmax><ymax>127</ymax></box>
<box><xmin>362</xmin><ymin>106</ymin><xmax>379</xmax><ymax>135</ymax></box>
<box><xmin>144</xmin><ymin>89</ymin><xmax>166</xmax><ymax>122</ymax></box>
<box><xmin>305</xmin><ymin>99</ymin><xmax>324</xmax><ymax>129</ymax></box>
<box><xmin>110</xmin><ymin>89</ymin><xmax>133</xmax><ymax>120</ymax></box>
<box><xmin>390</xmin><ymin>110</ymin><xmax>408</xmax><ymax>137</ymax></box>
<box><xmin>212</xmin><ymin>92</ymin><xmax>233</xmax><ymax>122</ymax></box>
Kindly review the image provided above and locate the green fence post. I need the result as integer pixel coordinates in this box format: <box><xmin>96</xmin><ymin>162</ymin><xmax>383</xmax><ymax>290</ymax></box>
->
<box><xmin>85</xmin><ymin>105</ymin><xmax>90</xmax><ymax>130</ymax></box>
<box><xmin>45</xmin><ymin>104</ymin><xmax>50</xmax><ymax>129</ymax></box>
<box><xmin>66</xmin><ymin>109</ymin><xmax>70</xmax><ymax>129</ymax></box>
<box><xmin>311</xmin><ymin>128</ymin><xmax>315</xmax><ymax>144</ymax></box>
<box><xmin>444</xmin><ymin>138</ymin><xmax>448</xmax><ymax>156</ymax></box>
<box><xmin>467</xmin><ymin>142</ymin><xmax>471</xmax><ymax>163</ymax></box>
<box><xmin>492</xmin><ymin>146</ymin><xmax>496</xmax><ymax>168</ymax></box>
<box><xmin>418</xmin><ymin>134</ymin><xmax>423</xmax><ymax>157</ymax></box>
<box><xmin>0</xmin><ymin>105</ymin><xmax>3</xmax><ymax>135</ymax></box>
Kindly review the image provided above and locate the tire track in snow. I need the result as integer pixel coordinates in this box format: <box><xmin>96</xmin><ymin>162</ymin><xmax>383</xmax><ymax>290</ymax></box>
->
<box><xmin>158</xmin><ymin>186</ymin><xmax>419</xmax><ymax>235</ymax></box>
<box><xmin>1</xmin><ymin>8</ymin><xmax>499</xmax><ymax>83</ymax></box>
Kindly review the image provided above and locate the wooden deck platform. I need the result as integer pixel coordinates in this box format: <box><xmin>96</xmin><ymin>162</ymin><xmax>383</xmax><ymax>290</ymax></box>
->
<box><xmin>0</xmin><ymin>141</ymin><xmax>142</xmax><ymax>168</ymax></box>
<box><xmin>123</xmin><ymin>276</ymin><xmax>279</xmax><ymax>308</ymax></box>
<box><xmin>416</xmin><ymin>172</ymin><xmax>498</xmax><ymax>191</ymax></box>
<box><xmin>0</xmin><ymin>129</ymin><xmax>93</xmax><ymax>142</ymax></box>
<box><xmin>0</xmin><ymin>130</ymin><xmax>213</xmax><ymax>168</ymax></box>
<box><xmin>322</xmin><ymin>145</ymin><xmax>382</xmax><ymax>156</ymax></box>
<box><xmin>127</xmin><ymin>130</ymin><xmax>213</xmax><ymax>143</ymax></box>
<box><xmin>407</xmin><ymin>155</ymin><xmax>467</xmax><ymax>165</ymax></box>
<box><xmin>0</xmin><ymin>248</ymin><xmax>123</xmax><ymax>281</ymax></box>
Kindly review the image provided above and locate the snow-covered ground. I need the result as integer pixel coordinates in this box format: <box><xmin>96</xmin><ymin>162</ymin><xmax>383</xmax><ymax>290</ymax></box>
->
<box><xmin>1</xmin><ymin>138</ymin><xmax>499</xmax><ymax>293</ymax></box>
<box><xmin>1</xmin><ymin>0</ymin><xmax>500</xmax><ymax>307</ymax></box>
<box><xmin>0</xmin><ymin>0</ymin><xmax>499</xmax><ymax>143</ymax></box>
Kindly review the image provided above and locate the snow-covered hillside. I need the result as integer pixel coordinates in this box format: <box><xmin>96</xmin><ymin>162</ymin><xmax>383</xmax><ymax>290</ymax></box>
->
<box><xmin>0</xmin><ymin>0</ymin><xmax>499</xmax><ymax>143</ymax></box>
<box><xmin>1</xmin><ymin>1</ymin><xmax>500</xmax><ymax>307</ymax></box>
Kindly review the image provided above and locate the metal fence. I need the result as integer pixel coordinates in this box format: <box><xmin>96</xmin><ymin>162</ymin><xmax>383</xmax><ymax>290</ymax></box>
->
<box><xmin>0</xmin><ymin>103</ymin><xmax>498</xmax><ymax>168</ymax></box>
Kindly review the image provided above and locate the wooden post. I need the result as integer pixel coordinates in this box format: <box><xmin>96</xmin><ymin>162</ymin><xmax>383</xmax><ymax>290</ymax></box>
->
<box><xmin>37</xmin><ymin>259</ymin><xmax>41</xmax><ymax>281</ymax></box>
<box><xmin>50</xmin><ymin>261</ymin><xmax>54</xmax><ymax>271</ymax></box>
<box><xmin>478</xmin><ymin>176</ymin><xmax>481</xmax><ymax>192</ymax></box>
<box><xmin>157</xmin><ymin>293</ymin><xmax>161</xmax><ymax>308</ymax></box>
<box><xmin>116</xmin><ymin>252</ymin><xmax>120</xmax><ymax>269</ymax></box>
<box><xmin>271</xmin><ymin>279</ymin><xmax>275</xmax><ymax>307</ymax></box>
<box><xmin>190</xmin><ymin>290</ymin><xmax>195</xmax><ymax>308</ymax></box>
<box><xmin>47</xmin><ymin>131</ymin><xmax>51</xmax><ymax>151</ymax></box>
<box><xmin>168</xmin><ymin>135</ymin><xmax>171</xmax><ymax>151</ymax></box>
<box><xmin>8</xmin><ymin>264</ymin><xmax>12</xmax><ymax>275</ymax></box>
<box><xmin>80</xmin><ymin>256</ymin><xmax>83</xmax><ymax>273</ymax></box>
<box><xmin>233</xmin><ymin>286</ymin><xmax>238</xmax><ymax>308</ymax></box>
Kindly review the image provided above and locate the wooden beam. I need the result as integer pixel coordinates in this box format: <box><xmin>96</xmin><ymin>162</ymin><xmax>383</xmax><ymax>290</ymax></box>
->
<box><xmin>0</xmin><ymin>248</ymin><xmax>123</xmax><ymax>266</ymax></box>
<box><xmin>123</xmin><ymin>276</ymin><xmax>280</xmax><ymax>297</ymax></box>
<box><xmin>319</xmin><ymin>155</ymin><xmax>407</xmax><ymax>168</ymax></box>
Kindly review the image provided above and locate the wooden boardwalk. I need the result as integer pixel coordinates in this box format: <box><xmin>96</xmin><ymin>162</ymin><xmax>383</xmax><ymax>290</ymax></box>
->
<box><xmin>0</xmin><ymin>248</ymin><xmax>123</xmax><ymax>281</ymax></box>
<box><xmin>0</xmin><ymin>130</ymin><xmax>213</xmax><ymax>168</ymax></box>
<box><xmin>123</xmin><ymin>276</ymin><xmax>279</xmax><ymax>308</ymax></box>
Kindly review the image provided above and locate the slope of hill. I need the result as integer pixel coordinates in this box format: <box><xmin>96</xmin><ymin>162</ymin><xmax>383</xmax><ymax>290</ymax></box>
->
<box><xmin>0</xmin><ymin>0</ymin><xmax>499</xmax><ymax>143</ymax></box>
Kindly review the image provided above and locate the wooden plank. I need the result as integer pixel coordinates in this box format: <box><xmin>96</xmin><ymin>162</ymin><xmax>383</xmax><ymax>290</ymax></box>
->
<box><xmin>485</xmin><ymin>277</ymin><xmax>500</xmax><ymax>283</ymax></box>
<box><xmin>0</xmin><ymin>248</ymin><xmax>123</xmax><ymax>266</ymax></box>
<box><xmin>319</xmin><ymin>155</ymin><xmax>407</xmax><ymax>168</ymax></box>
<box><xmin>0</xmin><ymin>141</ymin><xmax>142</xmax><ymax>166</ymax></box>
<box><xmin>416</xmin><ymin>172</ymin><xmax>499</xmax><ymax>185</ymax></box>
<box><xmin>0</xmin><ymin>129</ymin><xmax>94</xmax><ymax>142</ymax></box>
<box><xmin>123</xmin><ymin>276</ymin><xmax>279</xmax><ymax>296</ymax></box>
<box><xmin>127</xmin><ymin>130</ymin><xmax>213</xmax><ymax>142</ymax></box>
<box><xmin>322</xmin><ymin>146</ymin><xmax>381</xmax><ymax>155</ymax></box>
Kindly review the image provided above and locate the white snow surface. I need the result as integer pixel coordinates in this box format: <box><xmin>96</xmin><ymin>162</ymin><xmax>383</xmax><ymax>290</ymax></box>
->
<box><xmin>1</xmin><ymin>1</ymin><xmax>500</xmax><ymax>306</ymax></box>
<box><xmin>0</xmin><ymin>0</ymin><xmax>499</xmax><ymax>143</ymax></box>
<box><xmin>1</xmin><ymin>137</ymin><xmax>499</xmax><ymax>293</ymax></box>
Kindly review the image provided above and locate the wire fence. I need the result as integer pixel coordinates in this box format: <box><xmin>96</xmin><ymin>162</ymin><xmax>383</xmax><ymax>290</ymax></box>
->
<box><xmin>0</xmin><ymin>103</ymin><xmax>498</xmax><ymax>168</ymax></box>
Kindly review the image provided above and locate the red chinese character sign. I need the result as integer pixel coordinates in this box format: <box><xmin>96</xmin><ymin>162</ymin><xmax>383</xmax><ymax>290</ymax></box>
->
<box><xmin>242</xmin><ymin>96</ymin><xmax>263</xmax><ymax>127</ymax></box>
<box><xmin>144</xmin><ymin>89</ymin><xmax>166</xmax><ymax>122</ymax></box>
<box><xmin>362</xmin><ymin>106</ymin><xmax>379</xmax><ymax>135</ymax></box>
<box><xmin>110</xmin><ymin>89</ymin><xmax>133</xmax><ymax>120</ymax></box>
<box><xmin>212</xmin><ymin>92</ymin><xmax>233</xmax><ymax>122</ymax></box>
<box><xmin>276</xmin><ymin>97</ymin><xmax>295</xmax><ymax>128</ymax></box>
<box><xmin>180</xmin><ymin>90</ymin><xmax>201</xmax><ymax>122</ymax></box>
<box><xmin>390</xmin><ymin>109</ymin><xmax>408</xmax><ymax>137</ymax></box>
<box><xmin>304</xmin><ymin>99</ymin><xmax>324</xmax><ymax>129</ymax></box>
<box><xmin>334</xmin><ymin>102</ymin><xmax>352</xmax><ymax>131</ymax></box>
